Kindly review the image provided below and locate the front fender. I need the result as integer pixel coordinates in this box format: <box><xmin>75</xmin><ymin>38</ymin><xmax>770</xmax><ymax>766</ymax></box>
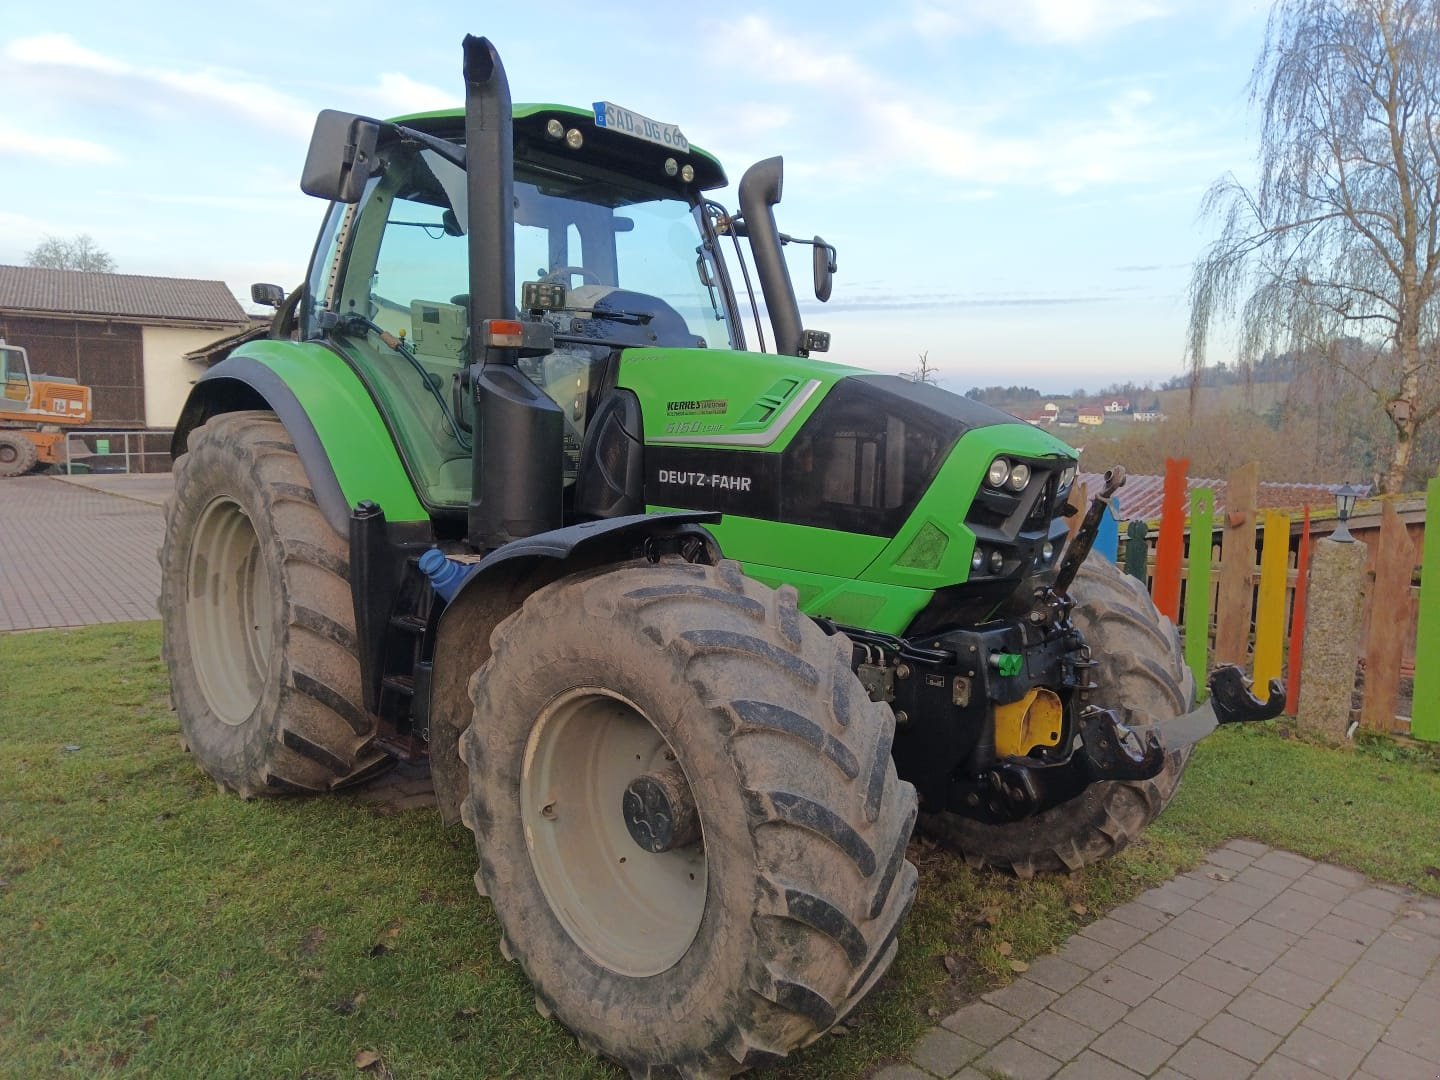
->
<box><xmin>172</xmin><ymin>342</ymin><xmax>429</xmax><ymax>534</ymax></box>
<box><xmin>426</xmin><ymin>511</ymin><xmax>720</xmax><ymax>824</ymax></box>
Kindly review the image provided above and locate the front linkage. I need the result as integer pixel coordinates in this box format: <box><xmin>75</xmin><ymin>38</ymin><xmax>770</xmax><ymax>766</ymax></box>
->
<box><xmin>835</xmin><ymin>467</ymin><xmax>1284</xmax><ymax>825</ymax></box>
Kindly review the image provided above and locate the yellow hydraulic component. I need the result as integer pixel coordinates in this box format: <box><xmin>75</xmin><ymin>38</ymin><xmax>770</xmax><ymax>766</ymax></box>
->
<box><xmin>993</xmin><ymin>688</ymin><xmax>1065</xmax><ymax>758</ymax></box>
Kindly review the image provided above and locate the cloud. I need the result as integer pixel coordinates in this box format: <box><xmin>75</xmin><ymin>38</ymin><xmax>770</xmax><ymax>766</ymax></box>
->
<box><xmin>802</xmin><ymin>289</ymin><xmax>1119</xmax><ymax>314</ymax></box>
<box><xmin>0</xmin><ymin>121</ymin><xmax>118</xmax><ymax>165</ymax></box>
<box><xmin>2</xmin><ymin>33</ymin><xmax>313</xmax><ymax>139</ymax></box>
<box><xmin>707</xmin><ymin>16</ymin><xmax>1219</xmax><ymax>197</ymax></box>
<box><xmin>910</xmin><ymin>0</ymin><xmax>1173</xmax><ymax>44</ymax></box>
<box><xmin>363</xmin><ymin>72</ymin><xmax>456</xmax><ymax>117</ymax></box>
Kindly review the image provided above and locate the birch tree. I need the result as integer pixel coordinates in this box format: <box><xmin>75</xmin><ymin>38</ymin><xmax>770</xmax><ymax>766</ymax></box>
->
<box><xmin>1187</xmin><ymin>0</ymin><xmax>1440</xmax><ymax>491</ymax></box>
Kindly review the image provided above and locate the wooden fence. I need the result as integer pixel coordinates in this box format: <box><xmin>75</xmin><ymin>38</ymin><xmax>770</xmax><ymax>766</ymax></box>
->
<box><xmin>1076</xmin><ymin>462</ymin><xmax>1437</xmax><ymax>741</ymax></box>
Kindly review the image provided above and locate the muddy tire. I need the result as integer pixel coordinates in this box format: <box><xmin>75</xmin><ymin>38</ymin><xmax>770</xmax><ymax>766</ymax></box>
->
<box><xmin>920</xmin><ymin>556</ymin><xmax>1194</xmax><ymax>878</ymax></box>
<box><xmin>159</xmin><ymin>410</ymin><xmax>388</xmax><ymax>796</ymax></box>
<box><xmin>0</xmin><ymin>432</ymin><xmax>38</xmax><ymax>477</ymax></box>
<box><xmin>461</xmin><ymin>559</ymin><xmax>918</xmax><ymax>1078</ymax></box>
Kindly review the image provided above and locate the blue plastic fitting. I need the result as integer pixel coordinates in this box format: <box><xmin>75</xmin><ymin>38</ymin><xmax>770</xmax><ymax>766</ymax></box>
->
<box><xmin>418</xmin><ymin>548</ymin><xmax>478</xmax><ymax>603</ymax></box>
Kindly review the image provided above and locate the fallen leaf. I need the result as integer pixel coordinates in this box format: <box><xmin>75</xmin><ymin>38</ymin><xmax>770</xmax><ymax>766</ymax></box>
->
<box><xmin>1070</xmin><ymin>903</ymin><xmax>1088</xmax><ymax>916</ymax></box>
<box><xmin>453</xmin><ymin>1007</ymin><xmax>480</xmax><ymax>1021</ymax></box>
<box><xmin>942</xmin><ymin>954</ymin><xmax>960</xmax><ymax>974</ymax></box>
<box><xmin>299</xmin><ymin>927</ymin><xmax>327</xmax><ymax>957</ymax></box>
<box><xmin>1008</xmin><ymin>959</ymin><xmax>1029</xmax><ymax>973</ymax></box>
<box><xmin>1206</xmin><ymin>871</ymin><xmax>1232</xmax><ymax>882</ymax></box>
<box><xmin>62</xmin><ymin>745</ymin><xmax>81</xmax><ymax>753</ymax></box>
<box><xmin>996</xmin><ymin>941</ymin><xmax>1013</xmax><ymax>956</ymax></box>
<box><xmin>926</xmin><ymin>1007</ymin><xmax>940</xmax><ymax>1019</ymax></box>
<box><xmin>354</xmin><ymin>1049</ymin><xmax>381</xmax><ymax>1071</ymax></box>
<box><xmin>829</xmin><ymin>1024</ymin><xmax>850</xmax><ymax>1037</ymax></box>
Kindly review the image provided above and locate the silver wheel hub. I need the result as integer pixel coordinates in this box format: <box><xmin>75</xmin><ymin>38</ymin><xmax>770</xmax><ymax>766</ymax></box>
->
<box><xmin>185</xmin><ymin>496</ymin><xmax>274</xmax><ymax>725</ymax></box>
<box><xmin>521</xmin><ymin>687</ymin><xmax>707</xmax><ymax>977</ymax></box>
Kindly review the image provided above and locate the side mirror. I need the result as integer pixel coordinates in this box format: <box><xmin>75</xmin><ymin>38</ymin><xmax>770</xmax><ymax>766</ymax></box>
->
<box><xmin>250</xmin><ymin>283</ymin><xmax>285</xmax><ymax>308</ymax></box>
<box><xmin>300</xmin><ymin>109</ymin><xmax>382</xmax><ymax>203</ymax></box>
<box><xmin>812</xmin><ymin>236</ymin><xmax>837</xmax><ymax>302</ymax></box>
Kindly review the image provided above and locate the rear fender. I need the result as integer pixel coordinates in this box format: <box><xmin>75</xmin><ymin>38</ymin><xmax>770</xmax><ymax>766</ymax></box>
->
<box><xmin>172</xmin><ymin>343</ymin><xmax>428</xmax><ymax>535</ymax></box>
<box><xmin>427</xmin><ymin>512</ymin><xmax>720</xmax><ymax>824</ymax></box>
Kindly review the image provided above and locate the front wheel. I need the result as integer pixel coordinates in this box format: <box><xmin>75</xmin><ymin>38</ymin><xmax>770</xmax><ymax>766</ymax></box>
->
<box><xmin>920</xmin><ymin>556</ymin><xmax>1195</xmax><ymax>877</ymax></box>
<box><xmin>461</xmin><ymin>560</ymin><xmax>918</xmax><ymax>1077</ymax></box>
<box><xmin>0</xmin><ymin>432</ymin><xmax>38</xmax><ymax>477</ymax></box>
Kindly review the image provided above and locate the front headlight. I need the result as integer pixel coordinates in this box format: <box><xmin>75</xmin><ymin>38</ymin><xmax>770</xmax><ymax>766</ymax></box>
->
<box><xmin>1008</xmin><ymin>462</ymin><xmax>1031</xmax><ymax>491</ymax></box>
<box><xmin>986</xmin><ymin>458</ymin><xmax>1011</xmax><ymax>488</ymax></box>
<box><xmin>1057</xmin><ymin>464</ymin><xmax>1077</xmax><ymax>498</ymax></box>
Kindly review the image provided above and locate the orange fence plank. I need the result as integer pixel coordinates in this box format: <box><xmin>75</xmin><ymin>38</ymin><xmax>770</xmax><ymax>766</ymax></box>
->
<box><xmin>1285</xmin><ymin>508</ymin><xmax>1312</xmax><ymax>716</ymax></box>
<box><xmin>1252</xmin><ymin>510</ymin><xmax>1290</xmax><ymax>703</ymax></box>
<box><xmin>1215</xmin><ymin>462</ymin><xmax>1259</xmax><ymax>667</ymax></box>
<box><xmin>1152</xmin><ymin>458</ymin><xmax>1189</xmax><ymax>621</ymax></box>
<box><xmin>1361</xmin><ymin>501</ymin><xmax>1416</xmax><ymax>733</ymax></box>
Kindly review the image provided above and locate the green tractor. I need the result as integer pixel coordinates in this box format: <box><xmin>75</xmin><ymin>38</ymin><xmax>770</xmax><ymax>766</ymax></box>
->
<box><xmin>161</xmin><ymin>35</ymin><xmax>1280</xmax><ymax>1078</ymax></box>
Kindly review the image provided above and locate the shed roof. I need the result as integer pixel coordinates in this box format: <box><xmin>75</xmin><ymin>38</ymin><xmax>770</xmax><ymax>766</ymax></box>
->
<box><xmin>0</xmin><ymin>265</ymin><xmax>247</xmax><ymax>326</ymax></box>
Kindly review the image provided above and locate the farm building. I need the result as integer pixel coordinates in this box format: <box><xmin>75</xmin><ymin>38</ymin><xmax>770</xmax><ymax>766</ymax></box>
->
<box><xmin>0</xmin><ymin>265</ymin><xmax>248</xmax><ymax>428</ymax></box>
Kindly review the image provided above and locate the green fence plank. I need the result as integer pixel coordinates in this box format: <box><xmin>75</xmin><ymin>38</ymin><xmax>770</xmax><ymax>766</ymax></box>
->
<box><xmin>1185</xmin><ymin>488</ymin><xmax>1215</xmax><ymax>700</ymax></box>
<box><xmin>1413</xmin><ymin>476</ymin><xmax>1440</xmax><ymax>742</ymax></box>
<box><xmin>1125</xmin><ymin>520</ymin><xmax>1149</xmax><ymax>582</ymax></box>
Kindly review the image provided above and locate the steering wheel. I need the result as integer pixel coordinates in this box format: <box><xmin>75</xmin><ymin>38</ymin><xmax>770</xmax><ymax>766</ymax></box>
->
<box><xmin>542</xmin><ymin>265</ymin><xmax>602</xmax><ymax>285</ymax></box>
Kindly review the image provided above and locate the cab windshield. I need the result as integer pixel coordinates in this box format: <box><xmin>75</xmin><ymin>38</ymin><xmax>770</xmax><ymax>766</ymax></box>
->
<box><xmin>305</xmin><ymin>137</ymin><xmax>738</xmax><ymax>508</ymax></box>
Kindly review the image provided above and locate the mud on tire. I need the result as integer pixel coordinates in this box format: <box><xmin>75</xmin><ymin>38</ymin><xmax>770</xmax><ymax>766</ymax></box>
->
<box><xmin>920</xmin><ymin>556</ymin><xmax>1195</xmax><ymax>878</ymax></box>
<box><xmin>460</xmin><ymin>559</ymin><xmax>919</xmax><ymax>1078</ymax></box>
<box><xmin>160</xmin><ymin>410</ymin><xmax>388</xmax><ymax>796</ymax></box>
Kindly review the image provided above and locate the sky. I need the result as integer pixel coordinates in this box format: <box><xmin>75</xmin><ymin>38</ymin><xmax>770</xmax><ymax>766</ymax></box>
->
<box><xmin>0</xmin><ymin>0</ymin><xmax>1270</xmax><ymax>394</ymax></box>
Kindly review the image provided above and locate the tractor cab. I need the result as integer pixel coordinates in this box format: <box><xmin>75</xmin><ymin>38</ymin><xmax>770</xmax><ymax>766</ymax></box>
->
<box><xmin>294</xmin><ymin>106</ymin><xmax>744</xmax><ymax>511</ymax></box>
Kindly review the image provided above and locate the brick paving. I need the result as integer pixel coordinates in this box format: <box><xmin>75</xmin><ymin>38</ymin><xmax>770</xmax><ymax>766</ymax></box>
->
<box><xmin>0</xmin><ymin>475</ymin><xmax>165</xmax><ymax>630</ymax></box>
<box><xmin>875</xmin><ymin>840</ymin><xmax>1440</xmax><ymax>1079</ymax></box>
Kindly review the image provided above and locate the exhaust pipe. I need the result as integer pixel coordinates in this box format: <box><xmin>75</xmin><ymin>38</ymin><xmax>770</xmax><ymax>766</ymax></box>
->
<box><xmin>462</xmin><ymin>35</ymin><xmax>563</xmax><ymax>549</ymax></box>
<box><xmin>737</xmin><ymin>157</ymin><xmax>804</xmax><ymax>357</ymax></box>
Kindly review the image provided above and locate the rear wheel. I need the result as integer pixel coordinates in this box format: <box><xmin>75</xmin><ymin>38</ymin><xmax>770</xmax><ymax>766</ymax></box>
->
<box><xmin>0</xmin><ymin>432</ymin><xmax>38</xmax><ymax>477</ymax></box>
<box><xmin>920</xmin><ymin>556</ymin><xmax>1194</xmax><ymax>877</ymax></box>
<box><xmin>461</xmin><ymin>559</ymin><xmax>918</xmax><ymax>1077</ymax></box>
<box><xmin>159</xmin><ymin>410</ymin><xmax>388</xmax><ymax>796</ymax></box>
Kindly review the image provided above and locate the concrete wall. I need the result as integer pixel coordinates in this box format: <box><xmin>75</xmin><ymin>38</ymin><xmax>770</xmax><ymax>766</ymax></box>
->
<box><xmin>141</xmin><ymin>325</ymin><xmax>232</xmax><ymax>428</ymax></box>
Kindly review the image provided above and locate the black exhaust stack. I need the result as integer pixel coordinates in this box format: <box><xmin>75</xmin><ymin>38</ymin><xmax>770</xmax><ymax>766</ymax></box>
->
<box><xmin>737</xmin><ymin>157</ymin><xmax>804</xmax><ymax>357</ymax></box>
<box><xmin>462</xmin><ymin>35</ymin><xmax>563</xmax><ymax>551</ymax></box>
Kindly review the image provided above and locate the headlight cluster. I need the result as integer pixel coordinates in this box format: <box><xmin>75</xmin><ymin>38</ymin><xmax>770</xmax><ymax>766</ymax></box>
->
<box><xmin>971</xmin><ymin>547</ymin><xmax>1007</xmax><ymax>574</ymax></box>
<box><xmin>985</xmin><ymin>457</ymin><xmax>1032</xmax><ymax>492</ymax></box>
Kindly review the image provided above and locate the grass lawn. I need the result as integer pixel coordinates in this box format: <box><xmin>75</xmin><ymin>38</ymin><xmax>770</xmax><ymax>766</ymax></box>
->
<box><xmin>2</xmin><ymin>624</ymin><xmax>1437</xmax><ymax>1079</ymax></box>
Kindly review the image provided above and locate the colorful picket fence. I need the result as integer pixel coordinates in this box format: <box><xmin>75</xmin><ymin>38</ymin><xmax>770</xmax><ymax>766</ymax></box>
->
<box><xmin>1114</xmin><ymin>461</ymin><xmax>1436</xmax><ymax>741</ymax></box>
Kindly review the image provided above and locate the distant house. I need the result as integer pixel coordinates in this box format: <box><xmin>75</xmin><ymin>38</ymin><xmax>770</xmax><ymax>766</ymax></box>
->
<box><xmin>1078</xmin><ymin>406</ymin><xmax>1105</xmax><ymax>426</ymax></box>
<box><xmin>1103</xmin><ymin>397</ymin><xmax>1131</xmax><ymax>413</ymax></box>
<box><xmin>1057</xmin><ymin>407</ymin><xmax>1079</xmax><ymax>426</ymax></box>
<box><xmin>0</xmin><ymin>265</ymin><xmax>248</xmax><ymax>428</ymax></box>
<box><xmin>1133</xmin><ymin>411</ymin><xmax>1167</xmax><ymax>423</ymax></box>
<box><xmin>1043</xmin><ymin>402</ymin><xmax>1060</xmax><ymax>417</ymax></box>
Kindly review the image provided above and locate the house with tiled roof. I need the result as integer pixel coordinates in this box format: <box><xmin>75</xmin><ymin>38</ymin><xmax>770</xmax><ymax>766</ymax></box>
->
<box><xmin>0</xmin><ymin>265</ymin><xmax>248</xmax><ymax>428</ymax></box>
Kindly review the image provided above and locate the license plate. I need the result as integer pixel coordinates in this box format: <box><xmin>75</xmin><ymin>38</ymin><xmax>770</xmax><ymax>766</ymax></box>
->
<box><xmin>593</xmin><ymin>101</ymin><xmax>689</xmax><ymax>153</ymax></box>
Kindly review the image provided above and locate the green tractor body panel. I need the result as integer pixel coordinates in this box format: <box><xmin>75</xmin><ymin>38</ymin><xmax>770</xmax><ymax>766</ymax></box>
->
<box><xmin>615</xmin><ymin>346</ymin><xmax>1076</xmax><ymax>634</ymax></box>
<box><xmin>227</xmin><ymin>339</ymin><xmax>429</xmax><ymax>523</ymax></box>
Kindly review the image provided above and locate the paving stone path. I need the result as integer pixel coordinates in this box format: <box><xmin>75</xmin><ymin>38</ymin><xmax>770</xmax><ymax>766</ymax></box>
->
<box><xmin>877</xmin><ymin>840</ymin><xmax>1440</xmax><ymax>1080</ymax></box>
<box><xmin>0</xmin><ymin>475</ymin><xmax>165</xmax><ymax>630</ymax></box>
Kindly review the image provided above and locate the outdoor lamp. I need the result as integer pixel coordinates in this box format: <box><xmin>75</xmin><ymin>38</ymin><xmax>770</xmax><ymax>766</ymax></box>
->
<box><xmin>1332</xmin><ymin>483</ymin><xmax>1361</xmax><ymax>542</ymax></box>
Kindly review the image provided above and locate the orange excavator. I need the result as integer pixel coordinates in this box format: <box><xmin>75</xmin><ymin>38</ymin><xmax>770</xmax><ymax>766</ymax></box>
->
<box><xmin>0</xmin><ymin>340</ymin><xmax>93</xmax><ymax>477</ymax></box>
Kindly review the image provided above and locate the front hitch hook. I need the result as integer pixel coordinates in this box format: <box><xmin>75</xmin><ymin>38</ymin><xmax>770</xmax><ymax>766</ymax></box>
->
<box><xmin>1208</xmin><ymin>665</ymin><xmax>1286</xmax><ymax>725</ymax></box>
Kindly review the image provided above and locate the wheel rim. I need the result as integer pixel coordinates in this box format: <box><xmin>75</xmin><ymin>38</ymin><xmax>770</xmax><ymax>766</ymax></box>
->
<box><xmin>0</xmin><ymin>443</ymin><xmax>16</xmax><ymax>465</ymax></box>
<box><xmin>186</xmin><ymin>495</ymin><xmax>275</xmax><ymax>725</ymax></box>
<box><xmin>521</xmin><ymin>687</ymin><xmax>708</xmax><ymax>977</ymax></box>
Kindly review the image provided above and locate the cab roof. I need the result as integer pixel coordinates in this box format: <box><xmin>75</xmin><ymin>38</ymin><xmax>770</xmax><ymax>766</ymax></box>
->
<box><xmin>386</xmin><ymin>103</ymin><xmax>727</xmax><ymax>191</ymax></box>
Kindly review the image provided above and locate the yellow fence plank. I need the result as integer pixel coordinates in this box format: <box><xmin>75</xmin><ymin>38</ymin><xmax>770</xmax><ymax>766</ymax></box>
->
<box><xmin>1252</xmin><ymin>510</ymin><xmax>1290</xmax><ymax>702</ymax></box>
